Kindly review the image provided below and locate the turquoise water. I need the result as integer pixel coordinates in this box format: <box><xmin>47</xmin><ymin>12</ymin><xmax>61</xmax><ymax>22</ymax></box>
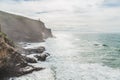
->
<box><xmin>48</xmin><ymin>31</ymin><xmax>120</xmax><ymax>68</ymax></box>
<box><xmin>12</xmin><ymin>31</ymin><xmax>120</xmax><ymax>80</ymax></box>
<box><xmin>70</xmin><ymin>32</ymin><xmax>120</xmax><ymax>68</ymax></box>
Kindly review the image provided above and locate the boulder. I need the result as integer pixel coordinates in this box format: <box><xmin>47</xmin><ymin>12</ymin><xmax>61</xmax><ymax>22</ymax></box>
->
<box><xmin>34</xmin><ymin>52</ymin><xmax>50</xmax><ymax>61</ymax></box>
<box><xmin>25</xmin><ymin>46</ymin><xmax>46</xmax><ymax>54</ymax></box>
<box><xmin>24</xmin><ymin>57</ymin><xmax>37</xmax><ymax>63</ymax></box>
<box><xmin>102</xmin><ymin>44</ymin><xmax>108</xmax><ymax>47</ymax></box>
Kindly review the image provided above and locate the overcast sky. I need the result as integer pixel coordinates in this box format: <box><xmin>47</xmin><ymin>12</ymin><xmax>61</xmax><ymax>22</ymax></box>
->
<box><xmin>0</xmin><ymin>0</ymin><xmax>120</xmax><ymax>32</ymax></box>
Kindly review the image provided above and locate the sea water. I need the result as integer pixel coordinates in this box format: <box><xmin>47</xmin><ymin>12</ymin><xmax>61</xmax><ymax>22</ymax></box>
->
<box><xmin>11</xmin><ymin>30</ymin><xmax>120</xmax><ymax>80</ymax></box>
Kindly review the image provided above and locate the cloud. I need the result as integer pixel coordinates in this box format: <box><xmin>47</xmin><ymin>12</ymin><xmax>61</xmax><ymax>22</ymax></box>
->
<box><xmin>0</xmin><ymin>0</ymin><xmax>120</xmax><ymax>32</ymax></box>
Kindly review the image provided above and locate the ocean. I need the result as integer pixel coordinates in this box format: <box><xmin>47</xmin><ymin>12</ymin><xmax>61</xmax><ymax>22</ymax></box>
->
<box><xmin>11</xmin><ymin>30</ymin><xmax>120</xmax><ymax>80</ymax></box>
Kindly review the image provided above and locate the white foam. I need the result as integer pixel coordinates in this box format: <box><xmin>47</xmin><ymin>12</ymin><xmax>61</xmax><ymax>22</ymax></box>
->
<box><xmin>15</xmin><ymin>31</ymin><xmax>120</xmax><ymax>80</ymax></box>
<box><xmin>19</xmin><ymin>42</ymin><xmax>45</xmax><ymax>49</ymax></box>
<box><xmin>53</xmin><ymin>63</ymin><xmax>120</xmax><ymax>80</ymax></box>
<box><xmin>11</xmin><ymin>68</ymin><xmax>55</xmax><ymax>80</ymax></box>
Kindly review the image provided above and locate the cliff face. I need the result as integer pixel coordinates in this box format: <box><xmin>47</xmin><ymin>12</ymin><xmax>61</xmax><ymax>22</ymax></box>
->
<box><xmin>0</xmin><ymin>11</ymin><xmax>53</xmax><ymax>42</ymax></box>
<box><xmin>0</xmin><ymin>31</ymin><xmax>43</xmax><ymax>78</ymax></box>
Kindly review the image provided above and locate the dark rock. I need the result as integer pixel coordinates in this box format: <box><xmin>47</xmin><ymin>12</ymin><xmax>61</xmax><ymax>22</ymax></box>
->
<box><xmin>94</xmin><ymin>44</ymin><xmax>99</xmax><ymax>46</ymax></box>
<box><xmin>12</xmin><ymin>65</ymin><xmax>45</xmax><ymax>77</ymax></box>
<box><xmin>34</xmin><ymin>52</ymin><xmax>50</xmax><ymax>61</ymax></box>
<box><xmin>24</xmin><ymin>57</ymin><xmax>37</xmax><ymax>63</ymax></box>
<box><xmin>25</xmin><ymin>46</ymin><xmax>46</xmax><ymax>54</ymax></box>
<box><xmin>102</xmin><ymin>44</ymin><xmax>108</xmax><ymax>47</ymax></box>
<box><xmin>0</xmin><ymin>51</ymin><xmax>43</xmax><ymax>77</ymax></box>
<box><xmin>0</xmin><ymin>63</ymin><xmax>44</xmax><ymax>77</ymax></box>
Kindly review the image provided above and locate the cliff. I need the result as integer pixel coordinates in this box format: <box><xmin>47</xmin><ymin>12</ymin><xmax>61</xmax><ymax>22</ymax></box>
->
<box><xmin>0</xmin><ymin>11</ymin><xmax>53</xmax><ymax>42</ymax></box>
<box><xmin>0</xmin><ymin>31</ymin><xmax>45</xmax><ymax>78</ymax></box>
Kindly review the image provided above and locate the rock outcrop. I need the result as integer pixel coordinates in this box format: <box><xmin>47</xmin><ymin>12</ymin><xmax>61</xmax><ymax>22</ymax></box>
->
<box><xmin>24</xmin><ymin>47</ymin><xmax>50</xmax><ymax>61</ymax></box>
<box><xmin>25</xmin><ymin>46</ymin><xmax>46</xmax><ymax>54</ymax></box>
<box><xmin>34</xmin><ymin>52</ymin><xmax>50</xmax><ymax>61</ymax></box>
<box><xmin>0</xmin><ymin>31</ymin><xmax>44</xmax><ymax>78</ymax></box>
<box><xmin>0</xmin><ymin>11</ymin><xmax>53</xmax><ymax>42</ymax></box>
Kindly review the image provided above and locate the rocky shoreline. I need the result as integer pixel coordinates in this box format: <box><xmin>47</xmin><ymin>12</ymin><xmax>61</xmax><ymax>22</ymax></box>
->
<box><xmin>0</xmin><ymin>31</ymin><xmax>50</xmax><ymax>79</ymax></box>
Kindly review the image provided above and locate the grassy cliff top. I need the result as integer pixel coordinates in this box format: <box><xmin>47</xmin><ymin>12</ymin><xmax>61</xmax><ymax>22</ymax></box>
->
<box><xmin>0</xmin><ymin>31</ymin><xmax>15</xmax><ymax>47</ymax></box>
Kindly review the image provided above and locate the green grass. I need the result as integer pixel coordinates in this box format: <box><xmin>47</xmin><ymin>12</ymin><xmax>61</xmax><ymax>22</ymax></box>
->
<box><xmin>0</xmin><ymin>31</ymin><xmax>15</xmax><ymax>47</ymax></box>
<box><xmin>0</xmin><ymin>32</ymin><xmax>7</xmax><ymax>37</ymax></box>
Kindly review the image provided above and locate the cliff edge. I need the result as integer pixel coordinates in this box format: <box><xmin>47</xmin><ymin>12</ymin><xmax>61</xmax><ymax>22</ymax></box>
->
<box><xmin>0</xmin><ymin>11</ymin><xmax>53</xmax><ymax>42</ymax></box>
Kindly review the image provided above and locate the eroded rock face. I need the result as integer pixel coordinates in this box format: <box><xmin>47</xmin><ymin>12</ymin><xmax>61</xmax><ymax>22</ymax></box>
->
<box><xmin>0</xmin><ymin>31</ymin><xmax>43</xmax><ymax>78</ymax></box>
